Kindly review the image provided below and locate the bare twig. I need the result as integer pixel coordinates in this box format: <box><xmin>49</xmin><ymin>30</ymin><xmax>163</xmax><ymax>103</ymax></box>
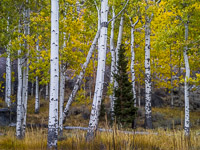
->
<box><xmin>108</xmin><ymin>0</ymin><xmax>130</xmax><ymax>25</ymax></box>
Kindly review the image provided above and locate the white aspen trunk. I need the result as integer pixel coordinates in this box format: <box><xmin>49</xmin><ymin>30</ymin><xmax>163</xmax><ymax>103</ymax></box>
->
<box><xmin>138</xmin><ymin>80</ymin><xmax>141</xmax><ymax>107</ymax></box>
<box><xmin>5</xmin><ymin>19</ymin><xmax>11</xmax><ymax>108</ymax></box>
<box><xmin>59</xmin><ymin>64</ymin><xmax>65</xmax><ymax>136</ymax></box>
<box><xmin>59</xmin><ymin>62</ymin><xmax>66</xmax><ymax>135</ymax></box>
<box><xmin>35</xmin><ymin>38</ymin><xmax>40</xmax><ymax>114</ymax></box>
<box><xmin>115</xmin><ymin>13</ymin><xmax>124</xmax><ymax>75</ymax></box>
<box><xmin>22</xmin><ymin>1</ymin><xmax>30</xmax><ymax>137</ymax></box>
<box><xmin>45</xmin><ymin>83</ymin><xmax>49</xmax><ymax>100</ymax></box>
<box><xmin>86</xmin><ymin>0</ymin><xmax>108</xmax><ymax>140</ymax></box>
<box><xmin>184</xmin><ymin>21</ymin><xmax>190</xmax><ymax>136</ymax></box>
<box><xmin>144</xmin><ymin>12</ymin><xmax>152</xmax><ymax>129</ymax></box>
<box><xmin>62</xmin><ymin>29</ymin><xmax>100</xmax><ymax>123</ymax></box>
<box><xmin>35</xmin><ymin>76</ymin><xmax>39</xmax><ymax>113</ymax></box>
<box><xmin>16</xmin><ymin>21</ymin><xmax>23</xmax><ymax>139</ymax></box>
<box><xmin>48</xmin><ymin>0</ymin><xmax>59</xmax><ymax>148</ymax></box>
<box><xmin>131</xmin><ymin>19</ymin><xmax>138</xmax><ymax>107</ymax></box>
<box><xmin>109</xmin><ymin>6</ymin><xmax>115</xmax><ymax>121</ymax></box>
<box><xmin>5</xmin><ymin>46</ymin><xmax>11</xmax><ymax>108</ymax></box>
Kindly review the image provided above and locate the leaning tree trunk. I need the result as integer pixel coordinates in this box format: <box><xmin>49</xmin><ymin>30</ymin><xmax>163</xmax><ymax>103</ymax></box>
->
<box><xmin>16</xmin><ymin>20</ymin><xmax>23</xmax><ymax>139</ymax></box>
<box><xmin>144</xmin><ymin>9</ymin><xmax>152</xmax><ymax>129</ymax></box>
<box><xmin>22</xmin><ymin>1</ymin><xmax>30</xmax><ymax>137</ymax></box>
<box><xmin>47</xmin><ymin>0</ymin><xmax>59</xmax><ymax>148</ymax></box>
<box><xmin>131</xmin><ymin>19</ymin><xmax>138</xmax><ymax>107</ymax></box>
<box><xmin>62</xmin><ymin>29</ymin><xmax>100</xmax><ymax>123</ymax></box>
<box><xmin>109</xmin><ymin>6</ymin><xmax>115</xmax><ymax>121</ymax></box>
<box><xmin>35</xmin><ymin>38</ymin><xmax>40</xmax><ymax>114</ymax></box>
<box><xmin>184</xmin><ymin>21</ymin><xmax>190</xmax><ymax>136</ymax></box>
<box><xmin>45</xmin><ymin>83</ymin><xmax>49</xmax><ymax>100</ymax></box>
<box><xmin>86</xmin><ymin>0</ymin><xmax>108</xmax><ymax>141</ymax></box>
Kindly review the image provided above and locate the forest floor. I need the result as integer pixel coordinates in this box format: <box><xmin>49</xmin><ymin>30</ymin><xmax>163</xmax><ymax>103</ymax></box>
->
<box><xmin>0</xmin><ymin>97</ymin><xmax>200</xmax><ymax>149</ymax></box>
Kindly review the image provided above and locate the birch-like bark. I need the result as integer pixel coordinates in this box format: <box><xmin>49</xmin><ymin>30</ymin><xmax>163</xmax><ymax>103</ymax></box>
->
<box><xmin>5</xmin><ymin>18</ymin><xmax>11</xmax><ymax>108</ymax></box>
<box><xmin>45</xmin><ymin>83</ymin><xmax>49</xmax><ymax>100</ymax></box>
<box><xmin>86</xmin><ymin>0</ymin><xmax>108</xmax><ymax>141</ymax></box>
<box><xmin>47</xmin><ymin>0</ymin><xmax>59</xmax><ymax>148</ymax></box>
<box><xmin>184</xmin><ymin>21</ymin><xmax>190</xmax><ymax>136</ymax></box>
<box><xmin>62</xmin><ymin>29</ymin><xmax>100</xmax><ymax>123</ymax></box>
<box><xmin>35</xmin><ymin>38</ymin><xmax>39</xmax><ymax>114</ymax></box>
<box><xmin>109</xmin><ymin>6</ymin><xmax>115</xmax><ymax>121</ymax></box>
<box><xmin>131</xmin><ymin>19</ymin><xmax>139</xmax><ymax>107</ymax></box>
<box><xmin>59</xmin><ymin>25</ymin><xmax>67</xmax><ymax>136</ymax></box>
<box><xmin>115</xmin><ymin>13</ymin><xmax>124</xmax><ymax>75</ymax></box>
<box><xmin>16</xmin><ymin>20</ymin><xmax>23</xmax><ymax>139</ymax></box>
<box><xmin>5</xmin><ymin>28</ymin><xmax>11</xmax><ymax>108</ymax></box>
<box><xmin>59</xmin><ymin>64</ymin><xmax>65</xmax><ymax>136</ymax></box>
<box><xmin>22</xmin><ymin>1</ymin><xmax>30</xmax><ymax>137</ymax></box>
<box><xmin>144</xmin><ymin>1</ymin><xmax>152</xmax><ymax>129</ymax></box>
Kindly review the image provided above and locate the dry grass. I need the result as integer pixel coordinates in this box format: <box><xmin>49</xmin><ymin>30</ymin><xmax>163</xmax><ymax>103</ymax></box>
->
<box><xmin>0</xmin><ymin>127</ymin><xmax>200</xmax><ymax>150</ymax></box>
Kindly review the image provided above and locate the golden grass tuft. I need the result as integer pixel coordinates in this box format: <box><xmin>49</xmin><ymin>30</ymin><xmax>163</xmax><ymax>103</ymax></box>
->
<box><xmin>0</xmin><ymin>127</ymin><xmax>200</xmax><ymax>150</ymax></box>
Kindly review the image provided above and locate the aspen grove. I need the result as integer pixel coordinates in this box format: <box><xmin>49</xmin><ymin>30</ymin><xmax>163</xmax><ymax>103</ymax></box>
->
<box><xmin>0</xmin><ymin>0</ymin><xmax>200</xmax><ymax>149</ymax></box>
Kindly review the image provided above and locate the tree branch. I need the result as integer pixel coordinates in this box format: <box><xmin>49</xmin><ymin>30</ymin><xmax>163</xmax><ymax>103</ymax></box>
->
<box><xmin>108</xmin><ymin>0</ymin><xmax>130</xmax><ymax>25</ymax></box>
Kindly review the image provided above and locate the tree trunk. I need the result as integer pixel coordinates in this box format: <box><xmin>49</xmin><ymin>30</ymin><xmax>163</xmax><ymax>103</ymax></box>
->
<box><xmin>59</xmin><ymin>64</ymin><xmax>66</xmax><ymax>136</ymax></box>
<box><xmin>35</xmin><ymin>38</ymin><xmax>40</xmax><ymax>114</ymax></box>
<box><xmin>109</xmin><ymin>6</ymin><xmax>115</xmax><ymax>121</ymax></box>
<box><xmin>131</xmin><ymin>19</ymin><xmax>138</xmax><ymax>107</ymax></box>
<box><xmin>22</xmin><ymin>1</ymin><xmax>30</xmax><ymax>137</ymax></box>
<box><xmin>16</xmin><ymin>20</ymin><xmax>23</xmax><ymax>139</ymax></box>
<box><xmin>47</xmin><ymin>0</ymin><xmax>59</xmax><ymax>148</ymax></box>
<box><xmin>45</xmin><ymin>83</ymin><xmax>49</xmax><ymax>100</ymax></box>
<box><xmin>62</xmin><ymin>29</ymin><xmax>100</xmax><ymax>123</ymax></box>
<box><xmin>5</xmin><ymin>19</ymin><xmax>11</xmax><ymax>108</ymax></box>
<box><xmin>144</xmin><ymin>7</ymin><xmax>152</xmax><ymax>129</ymax></box>
<box><xmin>184</xmin><ymin>21</ymin><xmax>190</xmax><ymax>136</ymax></box>
<box><xmin>86</xmin><ymin>0</ymin><xmax>108</xmax><ymax>141</ymax></box>
<box><xmin>170</xmin><ymin>46</ymin><xmax>174</xmax><ymax>108</ymax></box>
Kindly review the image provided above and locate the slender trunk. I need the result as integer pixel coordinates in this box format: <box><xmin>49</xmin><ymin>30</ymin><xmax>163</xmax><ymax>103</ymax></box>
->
<box><xmin>86</xmin><ymin>0</ymin><xmax>108</xmax><ymax>141</ymax></box>
<box><xmin>35</xmin><ymin>38</ymin><xmax>40</xmax><ymax>114</ymax></box>
<box><xmin>110</xmin><ymin>6</ymin><xmax>115</xmax><ymax>121</ymax></box>
<box><xmin>59</xmin><ymin>64</ymin><xmax>66</xmax><ymax>136</ymax></box>
<box><xmin>62</xmin><ymin>29</ymin><xmax>100</xmax><ymax>123</ymax></box>
<box><xmin>22</xmin><ymin>1</ymin><xmax>30</xmax><ymax>137</ymax></box>
<box><xmin>131</xmin><ymin>19</ymin><xmax>138</xmax><ymax>107</ymax></box>
<box><xmin>45</xmin><ymin>83</ymin><xmax>49</xmax><ymax>100</ymax></box>
<box><xmin>5</xmin><ymin>19</ymin><xmax>11</xmax><ymax>108</ymax></box>
<box><xmin>184</xmin><ymin>21</ymin><xmax>190</xmax><ymax>136</ymax></box>
<box><xmin>115</xmin><ymin>13</ymin><xmax>124</xmax><ymax>76</ymax></box>
<box><xmin>170</xmin><ymin>46</ymin><xmax>174</xmax><ymax>107</ymax></box>
<box><xmin>138</xmin><ymin>79</ymin><xmax>141</xmax><ymax>107</ymax></box>
<box><xmin>5</xmin><ymin>46</ymin><xmax>11</xmax><ymax>108</ymax></box>
<box><xmin>144</xmin><ymin>10</ymin><xmax>152</xmax><ymax>129</ymax></box>
<box><xmin>16</xmin><ymin>20</ymin><xmax>23</xmax><ymax>139</ymax></box>
<box><xmin>47</xmin><ymin>0</ymin><xmax>59</xmax><ymax>148</ymax></box>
